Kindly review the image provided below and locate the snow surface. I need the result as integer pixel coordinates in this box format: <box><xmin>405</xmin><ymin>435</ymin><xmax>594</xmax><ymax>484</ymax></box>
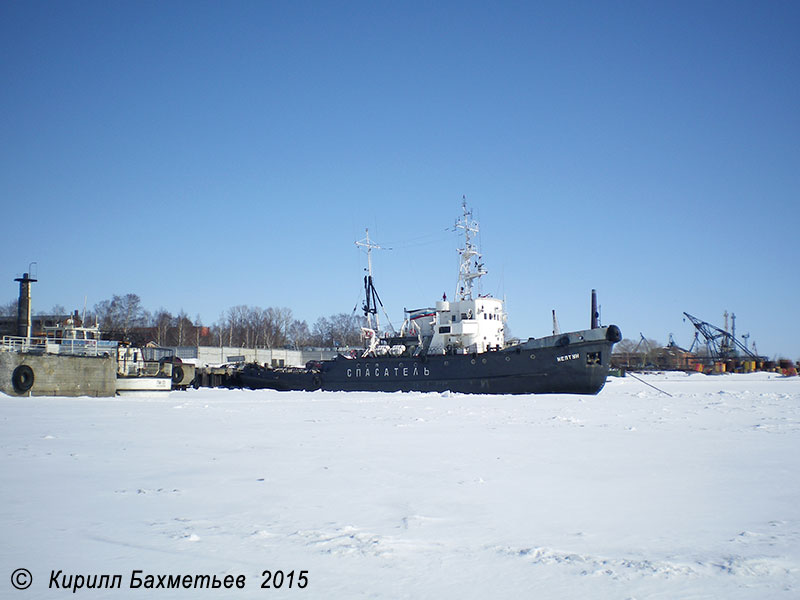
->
<box><xmin>2</xmin><ymin>372</ymin><xmax>799</xmax><ymax>599</ymax></box>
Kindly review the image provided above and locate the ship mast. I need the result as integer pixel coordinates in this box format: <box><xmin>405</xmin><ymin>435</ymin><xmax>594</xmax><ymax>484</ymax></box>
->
<box><xmin>455</xmin><ymin>198</ymin><xmax>487</xmax><ymax>301</ymax></box>
<box><xmin>355</xmin><ymin>229</ymin><xmax>386</xmax><ymax>332</ymax></box>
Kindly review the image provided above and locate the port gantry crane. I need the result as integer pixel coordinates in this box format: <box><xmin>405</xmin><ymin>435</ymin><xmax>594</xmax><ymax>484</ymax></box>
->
<box><xmin>683</xmin><ymin>312</ymin><xmax>760</xmax><ymax>362</ymax></box>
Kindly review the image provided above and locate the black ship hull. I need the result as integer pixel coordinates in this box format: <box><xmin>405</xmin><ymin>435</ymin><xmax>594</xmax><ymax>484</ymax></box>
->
<box><xmin>236</xmin><ymin>325</ymin><xmax>621</xmax><ymax>396</ymax></box>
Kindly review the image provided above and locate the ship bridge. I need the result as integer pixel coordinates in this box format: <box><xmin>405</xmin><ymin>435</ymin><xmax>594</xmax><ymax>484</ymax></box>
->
<box><xmin>427</xmin><ymin>296</ymin><xmax>505</xmax><ymax>354</ymax></box>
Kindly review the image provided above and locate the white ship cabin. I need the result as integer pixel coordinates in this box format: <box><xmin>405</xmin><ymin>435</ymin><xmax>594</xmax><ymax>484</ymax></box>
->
<box><xmin>425</xmin><ymin>296</ymin><xmax>505</xmax><ymax>355</ymax></box>
<box><xmin>43</xmin><ymin>316</ymin><xmax>102</xmax><ymax>342</ymax></box>
<box><xmin>40</xmin><ymin>314</ymin><xmax>116</xmax><ymax>357</ymax></box>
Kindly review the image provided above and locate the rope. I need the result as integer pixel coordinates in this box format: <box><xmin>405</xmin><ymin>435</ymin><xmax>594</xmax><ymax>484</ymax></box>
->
<box><xmin>626</xmin><ymin>372</ymin><xmax>673</xmax><ymax>397</ymax></box>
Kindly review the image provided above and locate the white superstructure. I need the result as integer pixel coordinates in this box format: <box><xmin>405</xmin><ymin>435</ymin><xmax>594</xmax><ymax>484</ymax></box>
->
<box><xmin>389</xmin><ymin>199</ymin><xmax>507</xmax><ymax>356</ymax></box>
<box><xmin>425</xmin><ymin>296</ymin><xmax>505</xmax><ymax>354</ymax></box>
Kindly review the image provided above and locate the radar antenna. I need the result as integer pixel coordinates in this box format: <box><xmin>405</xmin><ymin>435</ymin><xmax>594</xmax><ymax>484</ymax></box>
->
<box><xmin>454</xmin><ymin>198</ymin><xmax>487</xmax><ymax>301</ymax></box>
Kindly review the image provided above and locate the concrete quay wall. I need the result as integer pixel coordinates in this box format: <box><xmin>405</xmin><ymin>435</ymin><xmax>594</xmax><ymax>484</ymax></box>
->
<box><xmin>0</xmin><ymin>352</ymin><xmax>116</xmax><ymax>397</ymax></box>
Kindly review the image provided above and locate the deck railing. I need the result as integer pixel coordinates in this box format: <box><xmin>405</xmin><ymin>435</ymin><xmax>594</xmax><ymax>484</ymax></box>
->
<box><xmin>1</xmin><ymin>335</ymin><xmax>118</xmax><ymax>357</ymax></box>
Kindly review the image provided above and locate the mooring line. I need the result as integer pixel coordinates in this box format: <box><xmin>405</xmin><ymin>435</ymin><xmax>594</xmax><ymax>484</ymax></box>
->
<box><xmin>626</xmin><ymin>372</ymin><xmax>673</xmax><ymax>397</ymax></box>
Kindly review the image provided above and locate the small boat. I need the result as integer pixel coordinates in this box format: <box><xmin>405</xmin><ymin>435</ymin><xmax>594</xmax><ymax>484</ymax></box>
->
<box><xmin>115</xmin><ymin>345</ymin><xmax>180</xmax><ymax>395</ymax></box>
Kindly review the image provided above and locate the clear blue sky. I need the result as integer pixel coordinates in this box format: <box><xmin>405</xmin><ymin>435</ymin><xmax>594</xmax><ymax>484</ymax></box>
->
<box><xmin>2</xmin><ymin>1</ymin><xmax>798</xmax><ymax>358</ymax></box>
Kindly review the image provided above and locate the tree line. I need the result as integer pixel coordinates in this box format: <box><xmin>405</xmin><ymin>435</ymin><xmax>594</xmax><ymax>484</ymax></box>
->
<box><xmin>0</xmin><ymin>293</ymin><xmax>366</xmax><ymax>349</ymax></box>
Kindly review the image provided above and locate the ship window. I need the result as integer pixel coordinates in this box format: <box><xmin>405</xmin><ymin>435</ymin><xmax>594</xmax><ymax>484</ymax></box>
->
<box><xmin>439</xmin><ymin>326</ymin><xmax>451</xmax><ymax>334</ymax></box>
<box><xmin>451</xmin><ymin>315</ymin><xmax>456</xmax><ymax>322</ymax></box>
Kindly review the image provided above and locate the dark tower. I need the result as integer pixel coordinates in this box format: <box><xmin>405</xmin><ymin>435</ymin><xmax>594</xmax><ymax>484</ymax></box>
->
<box><xmin>14</xmin><ymin>272</ymin><xmax>37</xmax><ymax>338</ymax></box>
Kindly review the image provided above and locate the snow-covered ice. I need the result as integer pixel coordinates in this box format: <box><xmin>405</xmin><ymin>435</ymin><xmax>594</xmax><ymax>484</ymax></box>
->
<box><xmin>2</xmin><ymin>372</ymin><xmax>799</xmax><ymax>598</ymax></box>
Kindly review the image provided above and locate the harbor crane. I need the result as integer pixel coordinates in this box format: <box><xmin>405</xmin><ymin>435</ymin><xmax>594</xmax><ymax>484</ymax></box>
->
<box><xmin>683</xmin><ymin>312</ymin><xmax>759</xmax><ymax>361</ymax></box>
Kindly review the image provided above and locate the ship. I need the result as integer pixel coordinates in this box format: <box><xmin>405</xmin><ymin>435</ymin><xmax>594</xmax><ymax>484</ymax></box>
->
<box><xmin>236</xmin><ymin>201</ymin><xmax>621</xmax><ymax>395</ymax></box>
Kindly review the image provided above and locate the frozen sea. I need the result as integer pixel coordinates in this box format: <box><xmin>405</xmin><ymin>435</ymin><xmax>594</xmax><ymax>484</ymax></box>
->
<box><xmin>2</xmin><ymin>372</ymin><xmax>799</xmax><ymax>598</ymax></box>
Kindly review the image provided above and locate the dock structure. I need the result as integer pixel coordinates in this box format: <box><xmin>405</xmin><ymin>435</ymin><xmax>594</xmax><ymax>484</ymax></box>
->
<box><xmin>0</xmin><ymin>348</ymin><xmax>117</xmax><ymax>397</ymax></box>
<box><xmin>178</xmin><ymin>347</ymin><xmax>338</xmax><ymax>389</ymax></box>
<box><xmin>193</xmin><ymin>366</ymin><xmax>238</xmax><ymax>389</ymax></box>
<box><xmin>167</xmin><ymin>346</ymin><xmax>336</xmax><ymax>369</ymax></box>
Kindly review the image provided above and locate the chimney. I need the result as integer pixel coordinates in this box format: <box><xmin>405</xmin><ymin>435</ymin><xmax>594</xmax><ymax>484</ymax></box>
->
<box><xmin>14</xmin><ymin>272</ymin><xmax>38</xmax><ymax>338</ymax></box>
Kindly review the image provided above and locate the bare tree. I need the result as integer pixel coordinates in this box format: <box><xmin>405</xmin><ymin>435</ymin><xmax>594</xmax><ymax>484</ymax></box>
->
<box><xmin>114</xmin><ymin>294</ymin><xmax>147</xmax><ymax>341</ymax></box>
<box><xmin>614</xmin><ymin>338</ymin><xmax>638</xmax><ymax>354</ymax></box>
<box><xmin>613</xmin><ymin>337</ymin><xmax>662</xmax><ymax>369</ymax></box>
<box><xmin>92</xmin><ymin>294</ymin><xmax>148</xmax><ymax>342</ymax></box>
<box><xmin>195</xmin><ymin>314</ymin><xmax>204</xmax><ymax>346</ymax></box>
<box><xmin>253</xmin><ymin>307</ymin><xmax>271</xmax><ymax>348</ymax></box>
<box><xmin>93</xmin><ymin>299</ymin><xmax>113</xmax><ymax>330</ymax></box>
<box><xmin>176</xmin><ymin>309</ymin><xmax>192</xmax><ymax>346</ymax></box>
<box><xmin>153</xmin><ymin>309</ymin><xmax>173</xmax><ymax>346</ymax></box>
<box><xmin>310</xmin><ymin>313</ymin><xmax>364</xmax><ymax>347</ymax></box>
<box><xmin>38</xmin><ymin>304</ymin><xmax>67</xmax><ymax>316</ymax></box>
<box><xmin>287</xmin><ymin>319</ymin><xmax>311</xmax><ymax>349</ymax></box>
<box><xmin>0</xmin><ymin>298</ymin><xmax>19</xmax><ymax>317</ymax></box>
<box><xmin>221</xmin><ymin>305</ymin><xmax>251</xmax><ymax>347</ymax></box>
<box><xmin>311</xmin><ymin>316</ymin><xmax>331</xmax><ymax>346</ymax></box>
<box><xmin>274</xmin><ymin>307</ymin><xmax>294</xmax><ymax>347</ymax></box>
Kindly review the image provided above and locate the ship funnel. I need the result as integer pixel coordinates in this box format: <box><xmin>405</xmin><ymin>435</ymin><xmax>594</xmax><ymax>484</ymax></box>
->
<box><xmin>590</xmin><ymin>289</ymin><xmax>599</xmax><ymax>329</ymax></box>
<box><xmin>14</xmin><ymin>271</ymin><xmax>38</xmax><ymax>338</ymax></box>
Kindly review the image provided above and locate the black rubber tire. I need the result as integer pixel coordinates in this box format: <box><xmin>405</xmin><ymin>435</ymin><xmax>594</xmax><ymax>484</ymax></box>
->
<box><xmin>172</xmin><ymin>366</ymin><xmax>184</xmax><ymax>383</ymax></box>
<box><xmin>12</xmin><ymin>365</ymin><xmax>34</xmax><ymax>393</ymax></box>
<box><xmin>606</xmin><ymin>325</ymin><xmax>622</xmax><ymax>343</ymax></box>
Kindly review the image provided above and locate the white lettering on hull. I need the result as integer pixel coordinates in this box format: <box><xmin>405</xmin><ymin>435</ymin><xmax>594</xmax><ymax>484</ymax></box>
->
<box><xmin>345</xmin><ymin>364</ymin><xmax>430</xmax><ymax>379</ymax></box>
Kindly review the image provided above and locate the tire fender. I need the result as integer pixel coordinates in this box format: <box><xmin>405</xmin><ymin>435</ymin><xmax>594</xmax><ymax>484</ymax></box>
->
<box><xmin>12</xmin><ymin>365</ymin><xmax>35</xmax><ymax>393</ymax></box>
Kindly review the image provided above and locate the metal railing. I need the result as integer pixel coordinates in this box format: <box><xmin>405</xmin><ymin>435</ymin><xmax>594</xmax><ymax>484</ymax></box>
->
<box><xmin>1</xmin><ymin>335</ymin><xmax>118</xmax><ymax>357</ymax></box>
<box><xmin>1</xmin><ymin>336</ymin><xmax>47</xmax><ymax>353</ymax></box>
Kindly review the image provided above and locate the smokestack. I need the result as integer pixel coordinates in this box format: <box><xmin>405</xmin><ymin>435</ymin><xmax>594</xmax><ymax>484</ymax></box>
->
<box><xmin>14</xmin><ymin>272</ymin><xmax>37</xmax><ymax>339</ymax></box>
<box><xmin>590</xmin><ymin>289</ymin><xmax>599</xmax><ymax>329</ymax></box>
